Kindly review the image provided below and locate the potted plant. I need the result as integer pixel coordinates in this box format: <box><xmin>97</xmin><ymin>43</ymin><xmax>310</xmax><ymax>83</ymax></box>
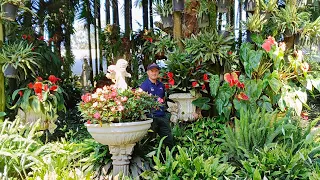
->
<box><xmin>154</xmin><ymin>1</ymin><xmax>173</xmax><ymax>28</ymax></box>
<box><xmin>0</xmin><ymin>41</ymin><xmax>39</xmax><ymax>79</ymax></box>
<box><xmin>1</xmin><ymin>0</ymin><xmax>26</xmax><ymax>20</ymax></box>
<box><xmin>11</xmin><ymin>75</ymin><xmax>65</xmax><ymax>132</ymax></box>
<box><xmin>161</xmin><ymin>49</ymin><xmax>209</xmax><ymax>122</ymax></box>
<box><xmin>243</xmin><ymin>13</ymin><xmax>267</xmax><ymax>42</ymax></box>
<box><xmin>78</xmin><ymin>85</ymin><xmax>161</xmax><ymax>176</ymax></box>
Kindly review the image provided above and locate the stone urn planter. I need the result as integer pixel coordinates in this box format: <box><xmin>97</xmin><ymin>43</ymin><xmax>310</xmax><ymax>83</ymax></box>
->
<box><xmin>17</xmin><ymin>109</ymin><xmax>57</xmax><ymax>132</ymax></box>
<box><xmin>85</xmin><ymin>119</ymin><xmax>153</xmax><ymax>177</ymax></box>
<box><xmin>168</xmin><ymin>93</ymin><xmax>197</xmax><ymax>122</ymax></box>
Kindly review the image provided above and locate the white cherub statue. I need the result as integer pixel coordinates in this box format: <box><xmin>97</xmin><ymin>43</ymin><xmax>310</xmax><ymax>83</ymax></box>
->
<box><xmin>81</xmin><ymin>57</ymin><xmax>92</xmax><ymax>88</ymax></box>
<box><xmin>106</xmin><ymin>59</ymin><xmax>131</xmax><ymax>90</ymax></box>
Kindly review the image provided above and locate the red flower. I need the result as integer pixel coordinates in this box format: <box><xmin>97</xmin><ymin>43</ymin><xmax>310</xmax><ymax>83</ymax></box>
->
<box><xmin>27</xmin><ymin>35</ymin><xmax>32</xmax><ymax>41</ymax></box>
<box><xmin>165</xmin><ymin>84</ymin><xmax>170</xmax><ymax>89</ymax></box>
<box><xmin>36</xmin><ymin>77</ymin><xmax>43</xmax><ymax>81</ymax></box>
<box><xmin>38</xmin><ymin>36</ymin><xmax>44</xmax><ymax>41</ymax></box>
<box><xmin>237</xmin><ymin>92</ymin><xmax>249</xmax><ymax>101</ymax></box>
<box><xmin>203</xmin><ymin>74</ymin><xmax>209</xmax><ymax>81</ymax></box>
<box><xmin>236</xmin><ymin>82</ymin><xmax>245</xmax><ymax>89</ymax></box>
<box><xmin>49</xmin><ymin>85</ymin><xmax>58</xmax><ymax>91</ymax></box>
<box><xmin>202</xmin><ymin>84</ymin><xmax>206</xmax><ymax>90</ymax></box>
<box><xmin>167</xmin><ymin>72</ymin><xmax>174</xmax><ymax>79</ymax></box>
<box><xmin>192</xmin><ymin>81</ymin><xmax>198</xmax><ymax>87</ymax></box>
<box><xmin>224</xmin><ymin>72</ymin><xmax>239</xmax><ymax>87</ymax></box>
<box><xmin>87</xmin><ymin>120</ymin><xmax>91</xmax><ymax>124</ymax></box>
<box><xmin>48</xmin><ymin>75</ymin><xmax>60</xmax><ymax>84</ymax></box>
<box><xmin>22</xmin><ymin>34</ymin><xmax>27</xmax><ymax>40</ymax></box>
<box><xmin>33</xmin><ymin>82</ymin><xmax>43</xmax><ymax>94</ymax></box>
<box><xmin>28</xmin><ymin>83</ymin><xmax>34</xmax><ymax>89</ymax></box>
<box><xmin>168</xmin><ymin>79</ymin><xmax>175</xmax><ymax>86</ymax></box>
<box><xmin>18</xmin><ymin>91</ymin><xmax>23</xmax><ymax>97</ymax></box>
<box><xmin>228</xmin><ymin>51</ymin><xmax>232</xmax><ymax>55</ymax></box>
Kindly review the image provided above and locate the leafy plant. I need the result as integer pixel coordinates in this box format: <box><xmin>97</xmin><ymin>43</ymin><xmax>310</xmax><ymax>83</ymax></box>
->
<box><xmin>0</xmin><ymin>41</ymin><xmax>39</xmax><ymax>79</ymax></box>
<box><xmin>244</xmin><ymin>13</ymin><xmax>267</xmax><ymax>33</ymax></box>
<box><xmin>153</xmin><ymin>0</ymin><xmax>173</xmax><ymax>17</ymax></box>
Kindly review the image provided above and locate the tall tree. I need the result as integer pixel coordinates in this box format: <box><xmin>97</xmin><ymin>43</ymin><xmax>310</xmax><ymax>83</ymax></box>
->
<box><xmin>98</xmin><ymin>0</ymin><xmax>103</xmax><ymax>72</ymax></box>
<box><xmin>106</xmin><ymin>0</ymin><xmax>110</xmax><ymax>25</ymax></box>
<box><xmin>149</xmin><ymin>0</ymin><xmax>153</xmax><ymax>28</ymax></box>
<box><xmin>142</xmin><ymin>0</ymin><xmax>148</xmax><ymax>29</ymax></box>
<box><xmin>112</xmin><ymin>0</ymin><xmax>119</xmax><ymax>25</ymax></box>
<box><xmin>86</xmin><ymin>0</ymin><xmax>94</xmax><ymax>84</ymax></box>
<box><xmin>124</xmin><ymin>0</ymin><xmax>131</xmax><ymax>37</ymax></box>
<box><xmin>94</xmin><ymin>0</ymin><xmax>99</xmax><ymax>75</ymax></box>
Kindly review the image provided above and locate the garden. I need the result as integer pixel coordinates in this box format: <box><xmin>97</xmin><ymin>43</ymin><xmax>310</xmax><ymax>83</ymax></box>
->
<box><xmin>1</xmin><ymin>0</ymin><xmax>320</xmax><ymax>179</ymax></box>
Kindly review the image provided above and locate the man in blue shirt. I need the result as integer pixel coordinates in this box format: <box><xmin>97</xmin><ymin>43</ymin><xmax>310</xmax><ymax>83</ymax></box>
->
<box><xmin>140</xmin><ymin>63</ymin><xmax>174</xmax><ymax>149</ymax></box>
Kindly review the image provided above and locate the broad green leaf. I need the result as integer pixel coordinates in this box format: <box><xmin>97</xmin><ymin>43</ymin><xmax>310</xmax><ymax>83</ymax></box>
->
<box><xmin>209</xmin><ymin>75</ymin><xmax>220</xmax><ymax>97</ymax></box>
<box><xmin>268</xmin><ymin>77</ymin><xmax>281</xmax><ymax>93</ymax></box>
<box><xmin>311</xmin><ymin>78</ymin><xmax>320</xmax><ymax>92</ymax></box>
<box><xmin>253</xmin><ymin>169</ymin><xmax>262</xmax><ymax>180</ymax></box>
<box><xmin>192</xmin><ymin>97</ymin><xmax>211</xmax><ymax>110</ymax></box>
<box><xmin>0</xmin><ymin>112</ymin><xmax>6</xmax><ymax>117</ymax></box>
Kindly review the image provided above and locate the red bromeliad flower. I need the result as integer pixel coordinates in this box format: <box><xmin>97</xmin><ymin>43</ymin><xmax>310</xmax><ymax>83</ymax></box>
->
<box><xmin>192</xmin><ymin>81</ymin><xmax>198</xmax><ymax>87</ymax></box>
<box><xmin>224</xmin><ymin>72</ymin><xmax>239</xmax><ymax>87</ymax></box>
<box><xmin>48</xmin><ymin>75</ymin><xmax>60</xmax><ymax>84</ymax></box>
<box><xmin>262</xmin><ymin>36</ymin><xmax>276</xmax><ymax>52</ymax></box>
<box><xmin>236</xmin><ymin>92</ymin><xmax>249</xmax><ymax>101</ymax></box>
<box><xmin>203</xmin><ymin>74</ymin><xmax>209</xmax><ymax>81</ymax></box>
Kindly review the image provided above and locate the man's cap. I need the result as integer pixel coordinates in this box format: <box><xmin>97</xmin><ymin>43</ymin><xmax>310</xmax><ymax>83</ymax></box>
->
<box><xmin>147</xmin><ymin>63</ymin><xmax>160</xmax><ymax>70</ymax></box>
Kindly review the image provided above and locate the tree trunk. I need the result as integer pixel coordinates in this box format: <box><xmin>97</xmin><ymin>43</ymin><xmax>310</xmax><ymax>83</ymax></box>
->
<box><xmin>94</xmin><ymin>0</ymin><xmax>99</xmax><ymax>76</ymax></box>
<box><xmin>112</xmin><ymin>0</ymin><xmax>119</xmax><ymax>26</ymax></box>
<box><xmin>173</xmin><ymin>11</ymin><xmax>183</xmax><ymax>50</ymax></box>
<box><xmin>86</xmin><ymin>0</ymin><xmax>94</xmax><ymax>84</ymax></box>
<box><xmin>149</xmin><ymin>0</ymin><xmax>153</xmax><ymax>29</ymax></box>
<box><xmin>129</xmin><ymin>0</ymin><xmax>132</xmax><ymax>30</ymax></box>
<box><xmin>183</xmin><ymin>0</ymin><xmax>199</xmax><ymax>37</ymax></box>
<box><xmin>124</xmin><ymin>0</ymin><xmax>130</xmax><ymax>37</ymax></box>
<box><xmin>106</xmin><ymin>0</ymin><xmax>110</xmax><ymax>25</ymax></box>
<box><xmin>142</xmin><ymin>0</ymin><xmax>148</xmax><ymax>29</ymax></box>
<box><xmin>98</xmin><ymin>0</ymin><xmax>103</xmax><ymax>72</ymax></box>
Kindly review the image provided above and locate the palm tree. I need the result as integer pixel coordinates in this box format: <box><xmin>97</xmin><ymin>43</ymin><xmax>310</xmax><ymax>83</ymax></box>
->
<box><xmin>149</xmin><ymin>0</ymin><xmax>153</xmax><ymax>28</ymax></box>
<box><xmin>142</xmin><ymin>0</ymin><xmax>148</xmax><ymax>29</ymax></box>
<box><xmin>106</xmin><ymin>0</ymin><xmax>111</xmax><ymax>25</ymax></box>
<box><xmin>112</xmin><ymin>0</ymin><xmax>119</xmax><ymax>25</ymax></box>
<box><xmin>94</xmin><ymin>0</ymin><xmax>99</xmax><ymax>75</ymax></box>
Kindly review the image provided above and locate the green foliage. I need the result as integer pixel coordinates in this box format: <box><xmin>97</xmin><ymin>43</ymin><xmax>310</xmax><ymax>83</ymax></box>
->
<box><xmin>172</xmin><ymin>117</ymin><xmax>225</xmax><ymax>158</ymax></box>
<box><xmin>141</xmin><ymin>146</ymin><xmax>236</xmax><ymax>179</ymax></box>
<box><xmin>0</xmin><ymin>41</ymin><xmax>39</xmax><ymax>79</ymax></box>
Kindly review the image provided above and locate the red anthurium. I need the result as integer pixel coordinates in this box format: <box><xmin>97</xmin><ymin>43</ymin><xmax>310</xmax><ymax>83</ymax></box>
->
<box><xmin>50</xmin><ymin>85</ymin><xmax>58</xmax><ymax>91</ymax></box>
<box><xmin>224</xmin><ymin>72</ymin><xmax>239</xmax><ymax>87</ymax></box>
<box><xmin>236</xmin><ymin>82</ymin><xmax>245</xmax><ymax>89</ymax></box>
<box><xmin>164</xmin><ymin>84</ymin><xmax>170</xmax><ymax>89</ymax></box>
<box><xmin>28</xmin><ymin>83</ymin><xmax>34</xmax><ymax>89</ymax></box>
<box><xmin>22</xmin><ymin>34</ymin><xmax>27</xmax><ymax>40</ymax></box>
<box><xmin>33</xmin><ymin>82</ymin><xmax>42</xmax><ymax>94</ymax></box>
<box><xmin>192</xmin><ymin>81</ymin><xmax>198</xmax><ymax>87</ymax></box>
<box><xmin>48</xmin><ymin>75</ymin><xmax>60</xmax><ymax>84</ymax></box>
<box><xmin>202</xmin><ymin>84</ymin><xmax>206</xmax><ymax>90</ymax></box>
<box><xmin>237</xmin><ymin>92</ymin><xmax>249</xmax><ymax>101</ymax></box>
<box><xmin>167</xmin><ymin>72</ymin><xmax>174</xmax><ymax>79</ymax></box>
<box><xmin>203</xmin><ymin>74</ymin><xmax>209</xmax><ymax>81</ymax></box>
<box><xmin>168</xmin><ymin>79</ymin><xmax>175</xmax><ymax>86</ymax></box>
<box><xmin>18</xmin><ymin>91</ymin><xmax>23</xmax><ymax>97</ymax></box>
<box><xmin>262</xmin><ymin>36</ymin><xmax>276</xmax><ymax>52</ymax></box>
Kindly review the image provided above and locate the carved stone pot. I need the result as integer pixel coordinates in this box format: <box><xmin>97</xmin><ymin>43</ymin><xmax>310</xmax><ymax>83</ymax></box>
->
<box><xmin>168</xmin><ymin>93</ymin><xmax>197</xmax><ymax>122</ymax></box>
<box><xmin>85</xmin><ymin>119</ymin><xmax>153</xmax><ymax>177</ymax></box>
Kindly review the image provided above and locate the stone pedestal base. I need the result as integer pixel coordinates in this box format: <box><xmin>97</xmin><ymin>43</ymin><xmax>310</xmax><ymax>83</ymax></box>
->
<box><xmin>109</xmin><ymin>144</ymin><xmax>135</xmax><ymax>177</ymax></box>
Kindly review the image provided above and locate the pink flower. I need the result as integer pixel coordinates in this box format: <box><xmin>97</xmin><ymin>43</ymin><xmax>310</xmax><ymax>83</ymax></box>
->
<box><xmin>121</xmin><ymin>96</ymin><xmax>128</xmax><ymax>102</ymax></box>
<box><xmin>157</xmin><ymin>97</ymin><xmax>164</xmax><ymax>103</ymax></box>
<box><xmin>118</xmin><ymin>105</ymin><xmax>124</xmax><ymax>111</ymax></box>
<box><xmin>262</xmin><ymin>36</ymin><xmax>276</xmax><ymax>52</ymax></box>
<box><xmin>81</xmin><ymin>93</ymin><xmax>92</xmax><ymax>103</ymax></box>
<box><xmin>93</xmin><ymin>112</ymin><xmax>101</xmax><ymax>119</ymax></box>
<box><xmin>301</xmin><ymin>112</ymin><xmax>308</xmax><ymax>120</ymax></box>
